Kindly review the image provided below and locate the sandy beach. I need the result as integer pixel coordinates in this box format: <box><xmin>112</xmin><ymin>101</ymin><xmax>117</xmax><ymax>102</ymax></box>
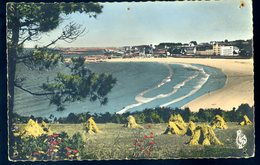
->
<box><xmin>103</xmin><ymin>57</ymin><xmax>254</xmax><ymax>112</ymax></box>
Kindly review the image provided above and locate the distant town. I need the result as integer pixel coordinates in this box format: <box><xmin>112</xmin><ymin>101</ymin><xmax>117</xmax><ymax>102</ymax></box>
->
<box><xmin>58</xmin><ymin>39</ymin><xmax>253</xmax><ymax>61</ymax></box>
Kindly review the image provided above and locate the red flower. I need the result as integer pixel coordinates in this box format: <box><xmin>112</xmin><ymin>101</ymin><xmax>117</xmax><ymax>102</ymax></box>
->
<box><xmin>150</xmin><ymin>132</ymin><xmax>154</xmax><ymax>138</ymax></box>
<box><xmin>66</xmin><ymin>147</ymin><xmax>72</xmax><ymax>151</ymax></box>
<box><xmin>73</xmin><ymin>150</ymin><xmax>79</xmax><ymax>153</ymax></box>
<box><xmin>52</xmin><ymin>133</ymin><xmax>60</xmax><ymax>137</ymax></box>
<box><xmin>144</xmin><ymin>135</ymin><xmax>148</xmax><ymax>139</ymax></box>
<box><xmin>50</xmin><ymin>141</ymin><xmax>59</xmax><ymax>145</ymax></box>
<box><xmin>148</xmin><ymin>140</ymin><xmax>156</xmax><ymax>145</ymax></box>
<box><xmin>33</xmin><ymin>152</ymin><xmax>39</xmax><ymax>155</ymax></box>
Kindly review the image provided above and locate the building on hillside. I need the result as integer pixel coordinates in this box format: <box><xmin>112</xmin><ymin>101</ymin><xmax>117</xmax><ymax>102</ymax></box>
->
<box><xmin>220</xmin><ymin>46</ymin><xmax>234</xmax><ymax>56</ymax></box>
<box><xmin>196</xmin><ymin>45</ymin><xmax>214</xmax><ymax>55</ymax></box>
<box><xmin>153</xmin><ymin>49</ymin><xmax>168</xmax><ymax>57</ymax></box>
<box><xmin>182</xmin><ymin>47</ymin><xmax>196</xmax><ymax>55</ymax></box>
<box><xmin>213</xmin><ymin>43</ymin><xmax>238</xmax><ymax>56</ymax></box>
<box><xmin>132</xmin><ymin>45</ymin><xmax>153</xmax><ymax>55</ymax></box>
<box><xmin>213</xmin><ymin>43</ymin><xmax>221</xmax><ymax>55</ymax></box>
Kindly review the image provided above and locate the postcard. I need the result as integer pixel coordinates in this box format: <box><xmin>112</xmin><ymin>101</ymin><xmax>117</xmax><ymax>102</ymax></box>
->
<box><xmin>7</xmin><ymin>0</ymin><xmax>254</xmax><ymax>161</ymax></box>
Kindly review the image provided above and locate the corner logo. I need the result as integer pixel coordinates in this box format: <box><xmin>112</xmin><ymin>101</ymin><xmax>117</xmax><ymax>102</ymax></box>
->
<box><xmin>236</xmin><ymin>130</ymin><xmax>247</xmax><ymax>149</ymax></box>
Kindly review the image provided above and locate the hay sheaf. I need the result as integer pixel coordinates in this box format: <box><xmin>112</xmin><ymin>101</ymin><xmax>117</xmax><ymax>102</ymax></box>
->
<box><xmin>125</xmin><ymin>115</ymin><xmax>143</xmax><ymax>129</ymax></box>
<box><xmin>239</xmin><ymin>115</ymin><xmax>253</xmax><ymax>126</ymax></box>
<box><xmin>18</xmin><ymin>119</ymin><xmax>52</xmax><ymax>138</ymax></box>
<box><xmin>211</xmin><ymin>115</ymin><xmax>228</xmax><ymax>130</ymax></box>
<box><xmin>85</xmin><ymin>117</ymin><xmax>100</xmax><ymax>133</ymax></box>
<box><xmin>188</xmin><ymin>124</ymin><xmax>223</xmax><ymax>146</ymax></box>
<box><xmin>186</xmin><ymin>121</ymin><xmax>196</xmax><ymax>136</ymax></box>
<box><xmin>164</xmin><ymin>114</ymin><xmax>187</xmax><ymax>135</ymax></box>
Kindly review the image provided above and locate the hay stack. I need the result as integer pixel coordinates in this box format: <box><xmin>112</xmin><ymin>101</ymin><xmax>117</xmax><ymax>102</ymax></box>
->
<box><xmin>188</xmin><ymin>124</ymin><xmax>223</xmax><ymax>146</ymax></box>
<box><xmin>239</xmin><ymin>115</ymin><xmax>253</xmax><ymax>126</ymax></box>
<box><xmin>163</xmin><ymin>114</ymin><xmax>187</xmax><ymax>135</ymax></box>
<box><xmin>85</xmin><ymin>117</ymin><xmax>100</xmax><ymax>133</ymax></box>
<box><xmin>18</xmin><ymin>119</ymin><xmax>47</xmax><ymax>138</ymax></box>
<box><xmin>211</xmin><ymin>115</ymin><xmax>228</xmax><ymax>129</ymax></box>
<box><xmin>186</xmin><ymin>121</ymin><xmax>196</xmax><ymax>136</ymax></box>
<box><xmin>125</xmin><ymin>115</ymin><xmax>143</xmax><ymax>129</ymax></box>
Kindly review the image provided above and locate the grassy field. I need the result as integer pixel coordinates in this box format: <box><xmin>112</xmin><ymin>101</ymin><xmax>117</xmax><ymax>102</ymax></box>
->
<box><xmin>16</xmin><ymin>122</ymin><xmax>254</xmax><ymax>160</ymax></box>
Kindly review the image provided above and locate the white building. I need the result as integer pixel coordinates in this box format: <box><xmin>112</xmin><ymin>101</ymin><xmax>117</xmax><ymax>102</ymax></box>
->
<box><xmin>220</xmin><ymin>46</ymin><xmax>234</xmax><ymax>56</ymax></box>
<box><xmin>213</xmin><ymin>43</ymin><xmax>239</xmax><ymax>56</ymax></box>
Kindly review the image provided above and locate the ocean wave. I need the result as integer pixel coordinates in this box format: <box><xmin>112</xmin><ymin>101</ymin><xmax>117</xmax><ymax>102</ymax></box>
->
<box><xmin>160</xmin><ymin>65</ymin><xmax>210</xmax><ymax>108</ymax></box>
<box><xmin>116</xmin><ymin>64</ymin><xmax>173</xmax><ymax>114</ymax></box>
<box><xmin>116</xmin><ymin>63</ymin><xmax>207</xmax><ymax>114</ymax></box>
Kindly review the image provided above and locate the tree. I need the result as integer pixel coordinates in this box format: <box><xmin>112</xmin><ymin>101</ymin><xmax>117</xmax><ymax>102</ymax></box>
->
<box><xmin>7</xmin><ymin>2</ymin><xmax>117</xmax><ymax>158</ymax></box>
<box><xmin>7</xmin><ymin>2</ymin><xmax>118</xmax><ymax>110</ymax></box>
<box><xmin>7</xmin><ymin>3</ymin><xmax>117</xmax><ymax>111</ymax></box>
<box><xmin>189</xmin><ymin>41</ymin><xmax>197</xmax><ymax>46</ymax></box>
<box><xmin>66</xmin><ymin>113</ymin><xmax>79</xmax><ymax>123</ymax></box>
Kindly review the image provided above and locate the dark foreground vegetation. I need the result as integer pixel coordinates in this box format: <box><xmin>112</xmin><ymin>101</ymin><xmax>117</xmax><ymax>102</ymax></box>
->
<box><xmin>11</xmin><ymin>103</ymin><xmax>254</xmax><ymax>160</ymax></box>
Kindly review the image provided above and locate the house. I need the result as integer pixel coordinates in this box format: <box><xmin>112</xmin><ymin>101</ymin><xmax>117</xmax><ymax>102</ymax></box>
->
<box><xmin>132</xmin><ymin>45</ymin><xmax>153</xmax><ymax>55</ymax></box>
<box><xmin>153</xmin><ymin>49</ymin><xmax>168</xmax><ymax>57</ymax></box>
<box><xmin>196</xmin><ymin>45</ymin><xmax>214</xmax><ymax>56</ymax></box>
<box><xmin>182</xmin><ymin>47</ymin><xmax>196</xmax><ymax>55</ymax></box>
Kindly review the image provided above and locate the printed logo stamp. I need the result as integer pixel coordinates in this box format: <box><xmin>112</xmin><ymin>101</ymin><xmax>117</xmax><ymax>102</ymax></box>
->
<box><xmin>236</xmin><ymin>130</ymin><xmax>247</xmax><ymax>149</ymax></box>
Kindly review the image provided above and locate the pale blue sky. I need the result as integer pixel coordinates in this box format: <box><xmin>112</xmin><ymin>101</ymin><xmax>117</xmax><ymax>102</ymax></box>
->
<box><xmin>25</xmin><ymin>0</ymin><xmax>253</xmax><ymax>47</ymax></box>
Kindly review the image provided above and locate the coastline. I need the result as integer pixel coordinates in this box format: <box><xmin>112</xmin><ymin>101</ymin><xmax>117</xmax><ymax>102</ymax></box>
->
<box><xmin>102</xmin><ymin>57</ymin><xmax>254</xmax><ymax>112</ymax></box>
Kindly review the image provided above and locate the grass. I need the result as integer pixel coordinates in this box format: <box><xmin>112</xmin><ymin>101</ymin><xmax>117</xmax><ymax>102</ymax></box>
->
<box><xmin>16</xmin><ymin>122</ymin><xmax>254</xmax><ymax>160</ymax></box>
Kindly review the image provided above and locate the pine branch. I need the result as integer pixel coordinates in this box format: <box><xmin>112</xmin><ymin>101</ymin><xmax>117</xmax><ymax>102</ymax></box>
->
<box><xmin>14</xmin><ymin>83</ymin><xmax>55</xmax><ymax>96</ymax></box>
<box><xmin>42</xmin><ymin>22</ymin><xmax>86</xmax><ymax>48</ymax></box>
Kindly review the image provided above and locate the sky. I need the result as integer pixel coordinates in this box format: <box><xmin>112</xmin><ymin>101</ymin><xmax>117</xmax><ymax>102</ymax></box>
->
<box><xmin>24</xmin><ymin>0</ymin><xmax>253</xmax><ymax>48</ymax></box>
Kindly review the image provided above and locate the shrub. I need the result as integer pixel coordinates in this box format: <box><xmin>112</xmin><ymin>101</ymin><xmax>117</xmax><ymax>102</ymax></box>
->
<box><xmin>12</xmin><ymin>132</ymin><xmax>84</xmax><ymax>160</ymax></box>
<box><xmin>13</xmin><ymin>103</ymin><xmax>254</xmax><ymax>124</ymax></box>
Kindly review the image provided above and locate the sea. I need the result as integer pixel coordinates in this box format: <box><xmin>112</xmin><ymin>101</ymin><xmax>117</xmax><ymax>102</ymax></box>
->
<box><xmin>13</xmin><ymin>61</ymin><xmax>227</xmax><ymax>118</ymax></box>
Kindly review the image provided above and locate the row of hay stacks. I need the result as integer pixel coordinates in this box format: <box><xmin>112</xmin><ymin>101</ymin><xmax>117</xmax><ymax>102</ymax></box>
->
<box><xmin>16</xmin><ymin>114</ymin><xmax>252</xmax><ymax>145</ymax></box>
<box><xmin>163</xmin><ymin>114</ymin><xmax>223</xmax><ymax>145</ymax></box>
<box><xmin>162</xmin><ymin>114</ymin><xmax>252</xmax><ymax>146</ymax></box>
<box><xmin>84</xmin><ymin>115</ymin><xmax>144</xmax><ymax>133</ymax></box>
<box><xmin>82</xmin><ymin>114</ymin><xmax>252</xmax><ymax>146</ymax></box>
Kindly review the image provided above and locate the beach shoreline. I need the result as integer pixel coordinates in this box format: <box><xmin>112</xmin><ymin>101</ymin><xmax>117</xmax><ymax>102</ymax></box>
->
<box><xmin>101</xmin><ymin>57</ymin><xmax>254</xmax><ymax>112</ymax></box>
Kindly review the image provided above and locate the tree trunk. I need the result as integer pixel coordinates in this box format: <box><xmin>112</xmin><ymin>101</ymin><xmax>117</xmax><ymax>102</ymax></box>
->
<box><xmin>8</xmin><ymin>5</ymin><xmax>19</xmax><ymax>159</ymax></box>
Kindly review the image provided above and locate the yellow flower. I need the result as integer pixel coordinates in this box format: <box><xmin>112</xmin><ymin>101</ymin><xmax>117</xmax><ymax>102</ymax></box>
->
<box><xmin>68</xmin><ymin>155</ymin><xmax>74</xmax><ymax>158</ymax></box>
<box><xmin>39</xmin><ymin>151</ymin><xmax>45</xmax><ymax>154</ymax></box>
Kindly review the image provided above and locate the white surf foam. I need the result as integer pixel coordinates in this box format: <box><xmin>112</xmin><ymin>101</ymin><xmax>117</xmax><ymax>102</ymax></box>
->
<box><xmin>116</xmin><ymin>63</ymin><xmax>210</xmax><ymax>114</ymax></box>
<box><xmin>160</xmin><ymin>65</ymin><xmax>210</xmax><ymax>108</ymax></box>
